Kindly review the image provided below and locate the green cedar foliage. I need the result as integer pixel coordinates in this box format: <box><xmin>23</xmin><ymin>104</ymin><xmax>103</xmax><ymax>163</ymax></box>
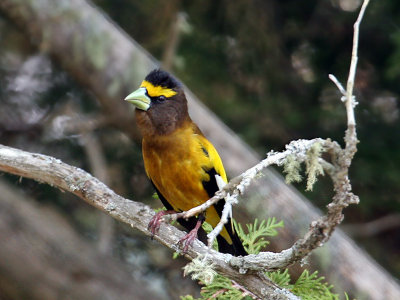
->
<box><xmin>268</xmin><ymin>269</ymin><xmax>340</xmax><ymax>300</ymax></box>
<box><xmin>233</xmin><ymin>218</ymin><xmax>284</xmax><ymax>254</ymax></box>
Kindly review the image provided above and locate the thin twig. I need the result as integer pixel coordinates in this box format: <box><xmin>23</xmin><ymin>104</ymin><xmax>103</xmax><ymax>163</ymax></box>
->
<box><xmin>345</xmin><ymin>0</ymin><xmax>370</xmax><ymax>126</ymax></box>
<box><xmin>207</xmin><ymin>194</ymin><xmax>235</xmax><ymax>249</ymax></box>
<box><xmin>328</xmin><ymin>74</ymin><xmax>346</xmax><ymax>96</ymax></box>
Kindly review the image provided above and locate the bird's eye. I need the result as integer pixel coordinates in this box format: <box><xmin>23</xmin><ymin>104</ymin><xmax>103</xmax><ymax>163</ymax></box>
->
<box><xmin>158</xmin><ymin>95</ymin><xmax>166</xmax><ymax>102</ymax></box>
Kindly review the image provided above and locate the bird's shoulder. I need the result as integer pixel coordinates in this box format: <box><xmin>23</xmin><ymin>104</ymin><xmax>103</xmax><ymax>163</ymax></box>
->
<box><xmin>191</xmin><ymin>124</ymin><xmax>227</xmax><ymax>183</ymax></box>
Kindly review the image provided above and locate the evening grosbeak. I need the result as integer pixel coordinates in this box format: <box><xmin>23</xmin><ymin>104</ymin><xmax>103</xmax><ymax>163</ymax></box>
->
<box><xmin>125</xmin><ymin>69</ymin><xmax>247</xmax><ymax>256</ymax></box>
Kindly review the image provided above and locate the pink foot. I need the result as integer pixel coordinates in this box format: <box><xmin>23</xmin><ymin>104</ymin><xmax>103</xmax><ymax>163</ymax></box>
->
<box><xmin>178</xmin><ymin>219</ymin><xmax>202</xmax><ymax>253</ymax></box>
<box><xmin>148</xmin><ymin>210</ymin><xmax>175</xmax><ymax>237</ymax></box>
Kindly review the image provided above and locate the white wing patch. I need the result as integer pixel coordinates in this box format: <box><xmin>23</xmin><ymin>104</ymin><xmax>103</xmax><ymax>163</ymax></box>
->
<box><xmin>215</xmin><ymin>174</ymin><xmax>235</xmax><ymax>232</ymax></box>
<box><xmin>215</xmin><ymin>174</ymin><xmax>226</xmax><ymax>190</ymax></box>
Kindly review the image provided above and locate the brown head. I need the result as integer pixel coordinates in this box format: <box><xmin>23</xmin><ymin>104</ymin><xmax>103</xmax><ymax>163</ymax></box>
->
<box><xmin>125</xmin><ymin>69</ymin><xmax>189</xmax><ymax>137</ymax></box>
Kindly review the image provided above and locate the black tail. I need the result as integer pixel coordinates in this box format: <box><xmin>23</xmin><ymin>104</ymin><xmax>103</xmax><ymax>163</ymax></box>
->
<box><xmin>216</xmin><ymin>217</ymin><xmax>247</xmax><ymax>256</ymax></box>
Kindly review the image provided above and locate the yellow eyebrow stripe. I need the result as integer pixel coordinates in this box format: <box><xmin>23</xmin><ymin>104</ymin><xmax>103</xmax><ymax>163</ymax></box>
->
<box><xmin>140</xmin><ymin>80</ymin><xmax>177</xmax><ymax>98</ymax></box>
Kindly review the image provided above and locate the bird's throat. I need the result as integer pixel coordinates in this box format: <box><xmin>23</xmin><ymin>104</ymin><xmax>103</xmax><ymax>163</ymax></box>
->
<box><xmin>135</xmin><ymin>109</ymin><xmax>190</xmax><ymax>137</ymax></box>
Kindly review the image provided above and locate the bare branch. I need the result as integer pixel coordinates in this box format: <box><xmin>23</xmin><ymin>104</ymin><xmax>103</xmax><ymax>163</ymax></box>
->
<box><xmin>207</xmin><ymin>193</ymin><xmax>235</xmax><ymax>249</ymax></box>
<box><xmin>345</xmin><ymin>0</ymin><xmax>370</xmax><ymax>127</ymax></box>
<box><xmin>0</xmin><ymin>144</ymin><xmax>297</xmax><ymax>299</ymax></box>
<box><xmin>328</xmin><ymin>74</ymin><xmax>346</xmax><ymax>96</ymax></box>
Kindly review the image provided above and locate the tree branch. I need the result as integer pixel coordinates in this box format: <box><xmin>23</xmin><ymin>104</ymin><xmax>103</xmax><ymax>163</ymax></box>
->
<box><xmin>345</xmin><ymin>0</ymin><xmax>370</xmax><ymax>127</ymax></box>
<box><xmin>0</xmin><ymin>144</ymin><xmax>297</xmax><ymax>299</ymax></box>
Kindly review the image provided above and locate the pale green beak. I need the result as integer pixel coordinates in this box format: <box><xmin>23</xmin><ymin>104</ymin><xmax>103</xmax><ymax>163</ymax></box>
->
<box><xmin>124</xmin><ymin>87</ymin><xmax>151</xmax><ymax>111</ymax></box>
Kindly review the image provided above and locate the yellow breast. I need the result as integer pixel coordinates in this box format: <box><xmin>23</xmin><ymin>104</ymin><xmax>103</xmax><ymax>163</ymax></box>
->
<box><xmin>143</xmin><ymin>123</ymin><xmax>209</xmax><ymax>209</ymax></box>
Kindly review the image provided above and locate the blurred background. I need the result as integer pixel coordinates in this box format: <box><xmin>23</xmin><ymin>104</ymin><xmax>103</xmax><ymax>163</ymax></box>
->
<box><xmin>0</xmin><ymin>0</ymin><xmax>399</xmax><ymax>299</ymax></box>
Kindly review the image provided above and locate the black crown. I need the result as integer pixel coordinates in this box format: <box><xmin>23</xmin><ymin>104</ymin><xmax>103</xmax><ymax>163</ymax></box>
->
<box><xmin>145</xmin><ymin>69</ymin><xmax>181</xmax><ymax>89</ymax></box>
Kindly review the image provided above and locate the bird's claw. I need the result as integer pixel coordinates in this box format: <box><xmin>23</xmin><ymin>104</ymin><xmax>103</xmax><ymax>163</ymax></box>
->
<box><xmin>178</xmin><ymin>228</ymin><xmax>198</xmax><ymax>253</ymax></box>
<box><xmin>148</xmin><ymin>210</ymin><xmax>172</xmax><ymax>237</ymax></box>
